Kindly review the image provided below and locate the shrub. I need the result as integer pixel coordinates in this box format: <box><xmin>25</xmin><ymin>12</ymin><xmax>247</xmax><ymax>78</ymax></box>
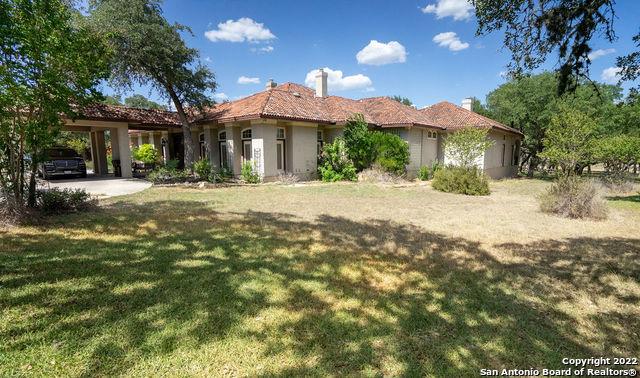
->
<box><xmin>417</xmin><ymin>166</ymin><xmax>430</xmax><ymax>181</ymax></box>
<box><xmin>193</xmin><ymin>158</ymin><xmax>212</xmax><ymax>181</ymax></box>
<box><xmin>277</xmin><ymin>172</ymin><xmax>299</xmax><ymax>184</ymax></box>
<box><xmin>147</xmin><ymin>167</ymin><xmax>190</xmax><ymax>184</ymax></box>
<box><xmin>357</xmin><ymin>166</ymin><xmax>400</xmax><ymax>183</ymax></box>
<box><xmin>371</xmin><ymin>131</ymin><xmax>410</xmax><ymax>174</ymax></box>
<box><xmin>36</xmin><ymin>188</ymin><xmax>96</xmax><ymax>214</ymax></box>
<box><xmin>318</xmin><ymin>138</ymin><xmax>357</xmax><ymax>182</ymax></box>
<box><xmin>132</xmin><ymin>144</ymin><xmax>159</xmax><ymax>164</ymax></box>
<box><xmin>539</xmin><ymin>176</ymin><xmax>608</xmax><ymax>220</ymax></box>
<box><xmin>432</xmin><ymin>166</ymin><xmax>490</xmax><ymax>196</ymax></box>
<box><xmin>343</xmin><ymin>114</ymin><xmax>375</xmax><ymax>171</ymax></box>
<box><xmin>241</xmin><ymin>161</ymin><xmax>260</xmax><ymax>184</ymax></box>
<box><xmin>165</xmin><ymin>159</ymin><xmax>180</xmax><ymax>169</ymax></box>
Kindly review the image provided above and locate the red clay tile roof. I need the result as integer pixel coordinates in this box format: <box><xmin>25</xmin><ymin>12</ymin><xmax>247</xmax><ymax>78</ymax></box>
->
<box><xmin>420</xmin><ymin>101</ymin><xmax>523</xmax><ymax>135</ymax></box>
<box><xmin>199</xmin><ymin>82</ymin><xmax>445</xmax><ymax>129</ymax></box>
<box><xmin>78</xmin><ymin>103</ymin><xmax>181</xmax><ymax>128</ymax></box>
<box><xmin>73</xmin><ymin>84</ymin><xmax>521</xmax><ymax>136</ymax></box>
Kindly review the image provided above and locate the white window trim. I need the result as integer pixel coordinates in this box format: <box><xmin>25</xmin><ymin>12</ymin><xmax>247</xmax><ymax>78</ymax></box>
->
<box><xmin>218</xmin><ymin>130</ymin><xmax>227</xmax><ymax>141</ymax></box>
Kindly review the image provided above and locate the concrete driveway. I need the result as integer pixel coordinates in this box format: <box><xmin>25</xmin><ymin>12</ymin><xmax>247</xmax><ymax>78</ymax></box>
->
<box><xmin>45</xmin><ymin>176</ymin><xmax>151</xmax><ymax>198</ymax></box>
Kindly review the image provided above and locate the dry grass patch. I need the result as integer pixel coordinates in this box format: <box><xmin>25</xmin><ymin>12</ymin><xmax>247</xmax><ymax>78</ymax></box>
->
<box><xmin>1</xmin><ymin>179</ymin><xmax>638</xmax><ymax>376</ymax></box>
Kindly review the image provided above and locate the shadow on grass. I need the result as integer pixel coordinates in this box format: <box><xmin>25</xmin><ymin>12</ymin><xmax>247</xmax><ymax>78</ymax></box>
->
<box><xmin>1</xmin><ymin>201</ymin><xmax>639</xmax><ymax>376</ymax></box>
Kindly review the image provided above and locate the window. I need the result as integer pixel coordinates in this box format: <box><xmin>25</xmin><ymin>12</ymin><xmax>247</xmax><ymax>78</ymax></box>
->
<box><xmin>219</xmin><ymin>142</ymin><xmax>228</xmax><ymax>168</ymax></box>
<box><xmin>242</xmin><ymin>140</ymin><xmax>252</xmax><ymax>162</ymax></box>
<box><xmin>277</xmin><ymin>127</ymin><xmax>285</xmax><ymax>139</ymax></box>
<box><xmin>501</xmin><ymin>144</ymin><xmax>506</xmax><ymax>167</ymax></box>
<box><xmin>218</xmin><ymin>130</ymin><xmax>226</xmax><ymax>141</ymax></box>
<box><xmin>432</xmin><ymin>131</ymin><xmax>437</xmax><ymax>139</ymax></box>
<box><xmin>386</xmin><ymin>128</ymin><xmax>401</xmax><ymax>136</ymax></box>
<box><xmin>511</xmin><ymin>145</ymin><xmax>515</xmax><ymax>166</ymax></box>
<box><xmin>199</xmin><ymin>133</ymin><xmax>206</xmax><ymax>159</ymax></box>
<box><xmin>317</xmin><ymin>130</ymin><xmax>323</xmax><ymax>141</ymax></box>
<box><xmin>276</xmin><ymin>140</ymin><xmax>285</xmax><ymax>171</ymax></box>
<box><xmin>427</xmin><ymin>131</ymin><xmax>432</xmax><ymax>138</ymax></box>
<box><xmin>241</xmin><ymin>128</ymin><xmax>252</xmax><ymax>139</ymax></box>
<box><xmin>513</xmin><ymin>141</ymin><xmax>520</xmax><ymax>166</ymax></box>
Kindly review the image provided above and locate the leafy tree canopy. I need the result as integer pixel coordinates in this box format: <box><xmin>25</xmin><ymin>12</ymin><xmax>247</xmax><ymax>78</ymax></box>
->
<box><xmin>482</xmin><ymin>72</ymin><xmax>621</xmax><ymax>174</ymax></box>
<box><xmin>471</xmin><ymin>0</ymin><xmax>638</xmax><ymax>94</ymax></box>
<box><xmin>391</xmin><ymin>96</ymin><xmax>413</xmax><ymax>107</ymax></box>
<box><xmin>1</xmin><ymin>0</ymin><xmax>109</xmax><ymax>207</ymax></box>
<box><xmin>124</xmin><ymin>94</ymin><xmax>168</xmax><ymax>110</ymax></box>
<box><xmin>87</xmin><ymin>0</ymin><xmax>216</xmax><ymax>167</ymax></box>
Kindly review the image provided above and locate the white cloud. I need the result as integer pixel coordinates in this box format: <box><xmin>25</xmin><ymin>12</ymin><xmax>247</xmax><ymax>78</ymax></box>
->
<box><xmin>237</xmin><ymin>76</ymin><xmax>260</xmax><ymax>85</ymax></box>
<box><xmin>250</xmin><ymin>45</ymin><xmax>274</xmax><ymax>53</ymax></box>
<box><xmin>433</xmin><ymin>32</ymin><xmax>469</xmax><ymax>51</ymax></box>
<box><xmin>356</xmin><ymin>40</ymin><xmax>407</xmax><ymax>65</ymax></box>
<box><xmin>422</xmin><ymin>0</ymin><xmax>473</xmax><ymax>21</ymax></box>
<box><xmin>204</xmin><ymin>56</ymin><xmax>212</xmax><ymax>63</ymax></box>
<box><xmin>204</xmin><ymin>18</ymin><xmax>275</xmax><ymax>43</ymax></box>
<box><xmin>213</xmin><ymin>92</ymin><xmax>229</xmax><ymax>101</ymax></box>
<box><xmin>304</xmin><ymin>67</ymin><xmax>373</xmax><ymax>92</ymax></box>
<box><xmin>601</xmin><ymin>66</ymin><xmax>622</xmax><ymax>84</ymax></box>
<box><xmin>588</xmin><ymin>48</ymin><xmax>616</xmax><ymax>61</ymax></box>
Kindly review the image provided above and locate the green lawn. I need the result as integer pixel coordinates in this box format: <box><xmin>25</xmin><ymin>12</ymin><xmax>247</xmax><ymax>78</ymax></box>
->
<box><xmin>1</xmin><ymin>180</ymin><xmax>639</xmax><ymax>376</ymax></box>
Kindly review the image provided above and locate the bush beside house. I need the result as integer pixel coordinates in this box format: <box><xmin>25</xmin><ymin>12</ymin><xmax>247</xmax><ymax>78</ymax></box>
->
<box><xmin>432</xmin><ymin>126</ymin><xmax>493</xmax><ymax>196</ymax></box>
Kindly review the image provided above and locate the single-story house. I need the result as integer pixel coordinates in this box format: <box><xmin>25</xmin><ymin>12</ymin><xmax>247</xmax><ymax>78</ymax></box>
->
<box><xmin>69</xmin><ymin>69</ymin><xmax>522</xmax><ymax>180</ymax></box>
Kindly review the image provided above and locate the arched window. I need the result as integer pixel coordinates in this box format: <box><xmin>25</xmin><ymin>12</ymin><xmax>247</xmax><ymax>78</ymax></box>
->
<box><xmin>218</xmin><ymin>130</ymin><xmax>226</xmax><ymax>141</ymax></box>
<box><xmin>241</xmin><ymin>128</ymin><xmax>252</xmax><ymax>139</ymax></box>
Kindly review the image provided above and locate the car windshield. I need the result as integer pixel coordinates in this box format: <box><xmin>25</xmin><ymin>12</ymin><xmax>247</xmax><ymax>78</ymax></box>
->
<box><xmin>46</xmin><ymin>149</ymin><xmax>79</xmax><ymax>158</ymax></box>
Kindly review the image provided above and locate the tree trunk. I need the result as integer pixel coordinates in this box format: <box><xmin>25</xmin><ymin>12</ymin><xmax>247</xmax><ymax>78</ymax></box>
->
<box><xmin>164</xmin><ymin>84</ymin><xmax>194</xmax><ymax>169</ymax></box>
<box><xmin>27</xmin><ymin>154</ymin><xmax>38</xmax><ymax>207</ymax></box>
<box><xmin>527</xmin><ymin>155</ymin><xmax>537</xmax><ymax>177</ymax></box>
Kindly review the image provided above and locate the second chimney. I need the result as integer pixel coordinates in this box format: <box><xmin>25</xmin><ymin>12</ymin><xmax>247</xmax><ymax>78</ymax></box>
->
<box><xmin>266</xmin><ymin>78</ymin><xmax>277</xmax><ymax>90</ymax></box>
<box><xmin>461</xmin><ymin>98</ymin><xmax>473</xmax><ymax>111</ymax></box>
<box><xmin>315</xmin><ymin>68</ymin><xmax>328</xmax><ymax>97</ymax></box>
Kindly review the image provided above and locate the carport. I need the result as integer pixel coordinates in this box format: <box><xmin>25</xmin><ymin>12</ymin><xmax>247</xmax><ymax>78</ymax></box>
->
<box><xmin>64</xmin><ymin>104</ymin><xmax>181</xmax><ymax>178</ymax></box>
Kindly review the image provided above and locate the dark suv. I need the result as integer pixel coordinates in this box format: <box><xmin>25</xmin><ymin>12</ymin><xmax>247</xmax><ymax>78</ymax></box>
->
<box><xmin>39</xmin><ymin>148</ymin><xmax>87</xmax><ymax>180</ymax></box>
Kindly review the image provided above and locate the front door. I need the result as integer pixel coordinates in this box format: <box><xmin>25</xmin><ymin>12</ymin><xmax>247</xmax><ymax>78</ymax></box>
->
<box><xmin>276</xmin><ymin>140</ymin><xmax>285</xmax><ymax>173</ymax></box>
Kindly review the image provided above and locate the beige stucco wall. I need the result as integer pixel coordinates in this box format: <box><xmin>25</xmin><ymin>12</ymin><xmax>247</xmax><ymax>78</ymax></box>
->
<box><xmin>483</xmin><ymin>130</ymin><xmax>519</xmax><ymax>179</ymax></box>
<box><xmin>324</xmin><ymin>127</ymin><xmax>343</xmax><ymax>143</ymax></box>
<box><xmin>289</xmin><ymin>125</ymin><xmax>318</xmax><ymax>180</ymax></box>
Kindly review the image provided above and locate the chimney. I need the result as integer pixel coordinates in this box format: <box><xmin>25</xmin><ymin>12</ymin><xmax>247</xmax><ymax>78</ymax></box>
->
<box><xmin>315</xmin><ymin>68</ymin><xmax>328</xmax><ymax>97</ymax></box>
<box><xmin>461</xmin><ymin>98</ymin><xmax>473</xmax><ymax>111</ymax></box>
<box><xmin>265</xmin><ymin>78</ymin><xmax>277</xmax><ymax>90</ymax></box>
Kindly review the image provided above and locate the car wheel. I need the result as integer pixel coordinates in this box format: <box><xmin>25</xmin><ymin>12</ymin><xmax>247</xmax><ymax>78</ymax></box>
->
<box><xmin>80</xmin><ymin>172</ymin><xmax>87</xmax><ymax>178</ymax></box>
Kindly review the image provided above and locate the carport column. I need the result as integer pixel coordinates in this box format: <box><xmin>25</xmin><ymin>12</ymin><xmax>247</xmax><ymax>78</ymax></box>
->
<box><xmin>115</xmin><ymin>126</ymin><xmax>133</xmax><ymax>178</ymax></box>
<box><xmin>161</xmin><ymin>131</ymin><xmax>169</xmax><ymax>163</ymax></box>
<box><xmin>147</xmin><ymin>132</ymin><xmax>156</xmax><ymax>148</ymax></box>
<box><xmin>225</xmin><ymin>124</ymin><xmax>241</xmax><ymax>175</ymax></box>
<box><xmin>90</xmin><ymin>130</ymin><xmax>108</xmax><ymax>176</ymax></box>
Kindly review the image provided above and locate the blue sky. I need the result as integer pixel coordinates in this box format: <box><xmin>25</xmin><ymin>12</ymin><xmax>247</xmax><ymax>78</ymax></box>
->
<box><xmin>102</xmin><ymin>0</ymin><xmax>640</xmax><ymax>109</ymax></box>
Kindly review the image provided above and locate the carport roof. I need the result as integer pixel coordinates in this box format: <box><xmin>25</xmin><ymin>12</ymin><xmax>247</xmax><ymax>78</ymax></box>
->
<box><xmin>77</xmin><ymin>104</ymin><xmax>182</xmax><ymax>129</ymax></box>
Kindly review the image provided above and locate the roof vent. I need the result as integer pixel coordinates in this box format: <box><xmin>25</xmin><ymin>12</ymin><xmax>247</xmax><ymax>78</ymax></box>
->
<box><xmin>266</xmin><ymin>78</ymin><xmax>277</xmax><ymax>90</ymax></box>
